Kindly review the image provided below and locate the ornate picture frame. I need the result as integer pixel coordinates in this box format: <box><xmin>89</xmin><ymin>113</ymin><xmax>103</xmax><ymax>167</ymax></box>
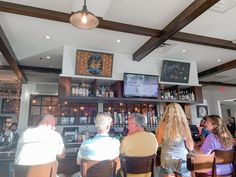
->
<box><xmin>75</xmin><ymin>49</ymin><xmax>113</xmax><ymax>77</ymax></box>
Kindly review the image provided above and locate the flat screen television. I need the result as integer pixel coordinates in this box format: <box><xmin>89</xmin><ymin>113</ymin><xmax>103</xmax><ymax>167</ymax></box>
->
<box><xmin>123</xmin><ymin>73</ymin><xmax>159</xmax><ymax>98</ymax></box>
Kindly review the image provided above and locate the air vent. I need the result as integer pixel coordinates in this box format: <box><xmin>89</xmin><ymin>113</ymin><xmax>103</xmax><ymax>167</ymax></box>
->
<box><xmin>156</xmin><ymin>43</ymin><xmax>175</xmax><ymax>53</ymax></box>
<box><xmin>210</xmin><ymin>0</ymin><xmax>236</xmax><ymax>13</ymax></box>
<box><xmin>159</xmin><ymin>43</ymin><xmax>171</xmax><ymax>48</ymax></box>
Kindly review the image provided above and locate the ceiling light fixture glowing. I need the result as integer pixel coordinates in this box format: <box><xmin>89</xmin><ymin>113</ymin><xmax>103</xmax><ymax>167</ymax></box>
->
<box><xmin>217</xmin><ymin>59</ymin><xmax>221</xmax><ymax>62</ymax></box>
<box><xmin>117</xmin><ymin>39</ymin><xmax>121</xmax><ymax>43</ymax></box>
<box><xmin>182</xmin><ymin>49</ymin><xmax>186</xmax><ymax>53</ymax></box>
<box><xmin>70</xmin><ymin>0</ymin><xmax>99</xmax><ymax>30</ymax></box>
<box><xmin>45</xmin><ymin>35</ymin><xmax>50</xmax><ymax>39</ymax></box>
<box><xmin>46</xmin><ymin>56</ymin><xmax>50</xmax><ymax>59</ymax></box>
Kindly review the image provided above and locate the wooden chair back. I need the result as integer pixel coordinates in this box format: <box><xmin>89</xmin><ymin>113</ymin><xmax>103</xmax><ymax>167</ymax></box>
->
<box><xmin>14</xmin><ymin>161</ymin><xmax>58</xmax><ymax>177</ymax></box>
<box><xmin>213</xmin><ymin>150</ymin><xmax>236</xmax><ymax>177</ymax></box>
<box><xmin>120</xmin><ymin>154</ymin><xmax>156</xmax><ymax>177</ymax></box>
<box><xmin>187</xmin><ymin>153</ymin><xmax>215</xmax><ymax>177</ymax></box>
<box><xmin>80</xmin><ymin>158</ymin><xmax>119</xmax><ymax>177</ymax></box>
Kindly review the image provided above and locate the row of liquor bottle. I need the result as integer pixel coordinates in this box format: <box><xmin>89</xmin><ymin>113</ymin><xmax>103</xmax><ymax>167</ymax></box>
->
<box><xmin>71</xmin><ymin>83</ymin><xmax>114</xmax><ymax>97</ymax></box>
<box><xmin>160</xmin><ymin>89</ymin><xmax>195</xmax><ymax>101</ymax></box>
<box><xmin>108</xmin><ymin>111</ymin><xmax>159</xmax><ymax>127</ymax></box>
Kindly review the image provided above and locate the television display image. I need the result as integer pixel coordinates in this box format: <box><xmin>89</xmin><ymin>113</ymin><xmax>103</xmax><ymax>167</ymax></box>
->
<box><xmin>160</xmin><ymin>60</ymin><xmax>190</xmax><ymax>83</ymax></box>
<box><xmin>123</xmin><ymin>73</ymin><xmax>159</xmax><ymax>98</ymax></box>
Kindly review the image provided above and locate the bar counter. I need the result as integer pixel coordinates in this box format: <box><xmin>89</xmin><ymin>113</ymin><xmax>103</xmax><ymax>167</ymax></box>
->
<box><xmin>0</xmin><ymin>143</ymin><xmax>80</xmax><ymax>177</ymax></box>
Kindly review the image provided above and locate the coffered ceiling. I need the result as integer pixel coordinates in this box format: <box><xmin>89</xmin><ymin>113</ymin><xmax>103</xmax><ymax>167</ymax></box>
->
<box><xmin>0</xmin><ymin>0</ymin><xmax>236</xmax><ymax>85</ymax></box>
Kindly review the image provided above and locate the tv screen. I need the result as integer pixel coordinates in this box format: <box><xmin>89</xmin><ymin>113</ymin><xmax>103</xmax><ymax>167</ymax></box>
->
<box><xmin>123</xmin><ymin>73</ymin><xmax>159</xmax><ymax>98</ymax></box>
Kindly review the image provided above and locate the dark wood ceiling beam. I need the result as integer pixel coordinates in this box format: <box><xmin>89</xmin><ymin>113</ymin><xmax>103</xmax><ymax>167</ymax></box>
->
<box><xmin>172</xmin><ymin>32</ymin><xmax>236</xmax><ymax>50</ymax></box>
<box><xmin>200</xmin><ymin>81</ymin><xmax>236</xmax><ymax>87</ymax></box>
<box><xmin>19</xmin><ymin>65</ymin><xmax>61</xmax><ymax>74</ymax></box>
<box><xmin>0</xmin><ymin>25</ymin><xmax>27</xmax><ymax>83</ymax></box>
<box><xmin>198</xmin><ymin>60</ymin><xmax>236</xmax><ymax>78</ymax></box>
<box><xmin>1</xmin><ymin>1</ymin><xmax>236</xmax><ymax>52</ymax></box>
<box><xmin>133</xmin><ymin>0</ymin><xmax>220</xmax><ymax>61</ymax></box>
<box><xmin>0</xmin><ymin>65</ymin><xmax>11</xmax><ymax>70</ymax></box>
<box><xmin>0</xmin><ymin>65</ymin><xmax>61</xmax><ymax>74</ymax></box>
<box><xmin>0</xmin><ymin>1</ymin><xmax>162</xmax><ymax>37</ymax></box>
<box><xmin>0</xmin><ymin>1</ymin><xmax>70</xmax><ymax>23</ymax></box>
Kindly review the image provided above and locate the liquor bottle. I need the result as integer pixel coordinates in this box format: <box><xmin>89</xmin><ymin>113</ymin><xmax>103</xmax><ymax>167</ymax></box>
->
<box><xmin>71</xmin><ymin>84</ymin><xmax>76</xmax><ymax>96</ymax></box>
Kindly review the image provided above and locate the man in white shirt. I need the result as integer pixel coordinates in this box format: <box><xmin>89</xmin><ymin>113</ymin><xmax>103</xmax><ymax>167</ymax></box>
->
<box><xmin>72</xmin><ymin>113</ymin><xmax>120</xmax><ymax>177</ymax></box>
<box><xmin>15</xmin><ymin>114</ymin><xmax>65</xmax><ymax>165</ymax></box>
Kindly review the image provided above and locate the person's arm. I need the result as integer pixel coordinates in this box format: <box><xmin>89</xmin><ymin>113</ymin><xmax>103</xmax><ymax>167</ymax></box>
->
<box><xmin>155</xmin><ymin>125</ymin><xmax>163</xmax><ymax>145</ymax></box>
<box><xmin>55</xmin><ymin>132</ymin><xmax>65</xmax><ymax>159</ymax></box>
<box><xmin>57</xmin><ymin>147</ymin><xmax>65</xmax><ymax>159</ymax></box>
<box><xmin>185</xmin><ymin>134</ymin><xmax>194</xmax><ymax>151</ymax></box>
<box><xmin>195</xmin><ymin>134</ymin><xmax>214</xmax><ymax>155</ymax></box>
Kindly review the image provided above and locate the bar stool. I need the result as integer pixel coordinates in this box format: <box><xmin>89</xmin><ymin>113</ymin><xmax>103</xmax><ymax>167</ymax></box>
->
<box><xmin>187</xmin><ymin>153</ymin><xmax>215</xmax><ymax>177</ymax></box>
<box><xmin>213</xmin><ymin>150</ymin><xmax>236</xmax><ymax>177</ymax></box>
<box><xmin>14</xmin><ymin>161</ymin><xmax>58</xmax><ymax>177</ymax></box>
<box><xmin>120</xmin><ymin>154</ymin><xmax>156</xmax><ymax>177</ymax></box>
<box><xmin>80</xmin><ymin>158</ymin><xmax>119</xmax><ymax>177</ymax></box>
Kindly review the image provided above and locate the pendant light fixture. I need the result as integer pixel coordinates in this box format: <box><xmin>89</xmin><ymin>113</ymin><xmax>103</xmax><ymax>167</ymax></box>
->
<box><xmin>70</xmin><ymin>0</ymin><xmax>99</xmax><ymax>30</ymax></box>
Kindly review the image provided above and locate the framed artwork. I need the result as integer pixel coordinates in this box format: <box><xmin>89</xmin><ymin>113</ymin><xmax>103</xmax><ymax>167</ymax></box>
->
<box><xmin>1</xmin><ymin>99</ymin><xmax>17</xmax><ymax>114</ymax></box>
<box><xmin>160</xmin><ymin>60</ymin><xmax>190</xmax><ymax>83</ymax></box>
<box><xmin>75</xmin><ymin>49</ymin><xmax>113</xmax><ymax>77</ymax></box>
<box><xmin>197</xmin><ymin>105</ymin><xmax>208</xmax><ymax>118</ymax></box>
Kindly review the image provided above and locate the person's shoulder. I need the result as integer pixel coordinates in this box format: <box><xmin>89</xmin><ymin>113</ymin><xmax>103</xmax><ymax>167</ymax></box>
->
<box><xmin>109</xmin><ymin>136</ymin><xmax>120</xmax><ymax>145</ymax></box>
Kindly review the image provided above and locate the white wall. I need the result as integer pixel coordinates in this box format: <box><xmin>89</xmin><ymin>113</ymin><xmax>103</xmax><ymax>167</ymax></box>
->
<box><xmin>202</xmin><ymin>85</ymin><xmax>236</xmax><ymax>119</ymax></box>
<box><xmin>61</xmin><ymin>46</ymin><xmax>200</xmax><ymax>86</ymax></box>
<box><xmin>221</xmin><ymin>104</ymin><xmax>236</xmax><ymax>122</ymax></box>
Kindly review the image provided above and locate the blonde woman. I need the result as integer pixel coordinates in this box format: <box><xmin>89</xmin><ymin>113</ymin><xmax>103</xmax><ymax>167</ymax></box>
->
<box><xmin>156</xmin><ymin>103</ymin><xmax>194</xmax><ymax>177</ymax></box>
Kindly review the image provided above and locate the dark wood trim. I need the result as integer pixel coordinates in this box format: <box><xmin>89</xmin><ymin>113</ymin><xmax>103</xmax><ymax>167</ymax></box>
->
<box><xmin>0</xmin><ymin>1</ymin><xmax>161</xmax><ymax>37</ymax></box>
<box><xmin>198</xmin><ymin>60</ymin><xmax>236</xmax><ymax>78</ymax></box>
<box><xmin>1</xmin><ymin>1</ymin><xmax>236</xmax><ymax>51</ymax></box>
<box><xmin>0</xmin><ymin>65</ymin><xmax>11</xmax><ymax>70</ymax></box>
<box><xmin>172</xmin><ymin>32</ymin><xmax>236</xmax><ymax>51</ymax></box>
<box><xmin>200</xmin><ymin>81</ymin><xmax>236</xmax><ymax>87</ymax></box>
<box><xmin>58</xmin><ymin>77</ymin><xmax>71</xmax><ymax>99</ymax></box>
<box><xmin>133</xmin><ymin>0</ymin><xmax>220</xmax><ymax>61</ymax></box>
<box><xmin>19</xmin><ymin>65</ymin><xmax>61</xmax><ymax>74</ymax></box>
<box><xmin>0</xmin><ymin>1</ymin><xmax>70</xmax><ymax>23</ymax></box>
<box><xmin>0</xmin><ymin>65</ymin><xmax>61</xmax><ymax>74</ymax></box>
<box><xmin>0</xmin><ymin>26</ymin><xmax>27</xmax><ymax>83</ymax></box>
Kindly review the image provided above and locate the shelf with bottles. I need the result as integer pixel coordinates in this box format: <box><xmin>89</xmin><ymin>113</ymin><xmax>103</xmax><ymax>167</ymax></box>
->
<box><xmin>59</xmin><ymin>76</ymin><xmax>203</xmax><ymax>104</ymax></box>
<box><xmin>59</xmin><ymin>77</ymin><xmax>116</xmax><ymax>99</ymax></box>
<box><xmin>103</xmin><ymin>103</ymin><xmax>159</xmax><ymax>127</ymax></box>
<box><xmin>159</xmin><ymin>84</ymin><xmax>202</xmax><ymax>103</ymax></box>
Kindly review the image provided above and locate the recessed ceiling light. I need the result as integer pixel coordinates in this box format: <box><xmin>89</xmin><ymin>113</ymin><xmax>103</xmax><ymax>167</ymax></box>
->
<box><xmin>45</xmin><ymin>35</ymin><xmax>50</xmax><ymax>39</ymax></box>
<box><xmin>182</xmin><ymin>49</ymin><xmax>186</xmax><ymax>53</ymax></box>
<box><xmin>217</xmin><ymin>59</ymin><xmax>221</xmax><ymax>62</ymax></box>
<box><xmin>117</xmin><ymin>39</ymin><xmax>121</xmax><ymax>43</ymax></box>
<box><xmin>46</xmin><ymin>56</ymin><xmax>50</xmax><ymax>59</ymax></box>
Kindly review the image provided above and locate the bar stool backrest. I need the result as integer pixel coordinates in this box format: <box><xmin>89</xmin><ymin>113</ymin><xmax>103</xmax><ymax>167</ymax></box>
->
<box><xmin>120</xmin><ymin>154</ymin><xmax>156</xmax><ymax>177</ymax></box>
<box><xmin>14</xmin><ymin>161</ymin><xmax>58</xmax><ymax>177</ymax></box>
<box><xmin>213</xmin><ymin>149</ymin><xmax>236</xmax><ymax>177</ymax></box>
<box><xmin>187</xmin><ymin>153</ymin><xmax>215</xmax><ymax>177</ymax></box>
<box><xmin>80</xmin><ymin>158</ymin><xmax>119</xmax><ymax>177</ymax></box>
